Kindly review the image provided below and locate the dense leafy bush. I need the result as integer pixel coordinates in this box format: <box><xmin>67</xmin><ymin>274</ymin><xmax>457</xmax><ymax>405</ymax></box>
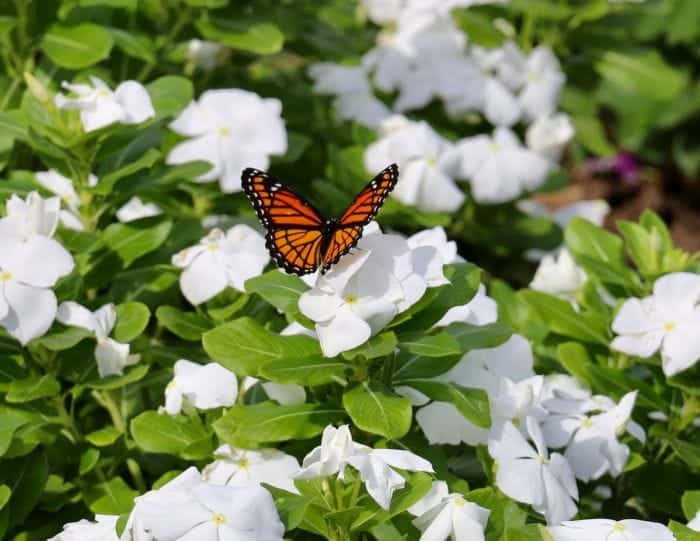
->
<box><xmin>1</xmin><ymin>1</ymin><xmax>700</xmax><ymax>540</ymax></box>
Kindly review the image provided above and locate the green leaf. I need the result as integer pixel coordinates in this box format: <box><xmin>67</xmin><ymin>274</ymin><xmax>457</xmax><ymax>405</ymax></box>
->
<box><xmin>670</xmin><ymin>521</ymin><xmax>700</xmax><ymax>541</ymax></box>
<box><xmin>400</xmin><ymin>380</ymin><xmax>491</xmax><ymax>428</ymax></box>
<box><xmin>0</xmin><ymin>410</ymin><xmax>28</xmax><ymax>456</ymax></box>
<box><xmin>83</xmin><ymin>363</ymin><xmax>149</xmax><ymax>390</ymax></box>
<box><xmin>109</xmin><ymin>28</ymin><xmax>156</xmax><ymax>63</ymax></box>
<box><xmin>342</xmin><ymin>332</ymin><xmax>398</xmax><ymax>361</ymax></box>
<box><xmin>156</xmin><ymin>306</ymin><xmax>212</xmax><ymax>341</ymax></box>
<box><xmin>113</xmin><ymin>302</ymin><xmax>150</xmax><ymax>342</ymax></box>
<box><xmin>343</xmin><ymin>383</ymin><xmax>412</xmax><ymax>439</ymax></box>
<box><xmin>96</xmin><ymin>147</ymin><xmax>161</xmax><ymax>195</ymax></box>
<box><xmin>0</xmin><ymin>485</ymin><xmax>10</xmax><ymax>512</ymax></box>
<box><xmin>245</xmin><ymin>270</ymin><xmax>307</xmax><ymax>314</ymax></box>
<box><xmin>0</xmin><ymin>449</ymin><xmax>48</xmax><ymax>529</ymax></box>
<box><xmin>83</xmin><ymin>477</ymin><xmax>137</xmax><ymax>515</ymax></box>
<box><xmin>41</xmin><ymin>23</ymin><xmax>114</xmax><ymax>69</ymax></box>
<box><xmin>617</xmin><ymin>220</ymin><xmax>659</xmax><ymax>276</ymax></box>
<box><xmin>203</xmin><ymin>317</ymin><xmax>322</xmax><ymax>376</ymax></box>
<box><xmin>565</xmin><ymin>217</ymin><xmax>625</xmax><ymax>266</ymax></box>
<box><xmin>400</xmin><ymin>331</ymin><xmax>461</xmax><ymax>357</ymax></box>
<box><xmin>32</xmin><ymin>326</ymin><xmax>92</xmax><ymax>351</ymax></box>
<box><xmin>103</xmin><ymin>217</ymin><xmax>172</xmax><ymax>267</ymax></box>
<box><xmin>85</xmin><ymin>426</ymin><xmax>122</xmax><ymax>447</ymax></box>
<box><xmin>521</xmin><ymin>290</ymin><xmax>609</xmax><ymax>345</ymax></box>
<box><xmin>571</xmin><ymin>115</ymin><xmax>616</xmax><ymax>157</ymax></box>
<box><xmin>214</xmin><ymin>402</ymin><xmax>342</xmax><ymax>446</ymax></box>
<box><xmin>131</xmin><ymin>411</ymin><xmax>210</xmax><ymax>455</ymax></box>
<box><xmin>146</xmin><ymin>76</ymin><xmax>194</xmax><ymax>119</ymax></box>
<box><xmin>196</xmin><ymin>19</ymin><xmax>284</xmax><ymax>55</ymax></box>
<box><xmin>684</xmin><ymin>491</ymin><xmax>700</xmax><ymax>521</ymax></box>
<box><xmin>6</xmin><ymin>375</ymin><xmax>60</xmax><ymax>403</ymax></box>
<box><xmin>261</xmin><ymin>357</ymin><xmax>350</xmax><ymax>386</ymax></box>
<box><xmin>79</xmin><ymin>448</ymin><xmax>100</xmax><ymax>475</ymax></box>
<box><xmin>596</xmin><ymin>50</ymin><xmax>688</xmax><ymax>101</ymax></box>
<box><xmin>443</xmin><ymin>322</ymin><xmax>513</xmax><ymax>351</ymax></box>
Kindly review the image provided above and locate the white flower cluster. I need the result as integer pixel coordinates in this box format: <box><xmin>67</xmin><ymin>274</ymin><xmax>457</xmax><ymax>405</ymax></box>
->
<box><xmin>172</xmin><ymin>224</ymin><xmax>270</xmax><ymax>305</ymax></box>
<box><xmin>0</xmin><ymin>192</ymin><xmax>74</xmax><ymax>344</ymax></box>
<box><xmin>166</xmin><ymin>89</ymin><xmax>288</xmax><ymax>193</ymax></box>
<box><xmin>309</xmin><ymin>1</ymin><xmax>574</xmax><ymax>210</ymax></box>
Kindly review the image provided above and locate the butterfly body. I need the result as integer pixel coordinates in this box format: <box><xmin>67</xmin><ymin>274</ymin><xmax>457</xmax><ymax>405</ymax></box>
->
<box><xmin>242</xmin><ymin>164</ymin><xmax>398</xmax><ymax>276</ymax></box>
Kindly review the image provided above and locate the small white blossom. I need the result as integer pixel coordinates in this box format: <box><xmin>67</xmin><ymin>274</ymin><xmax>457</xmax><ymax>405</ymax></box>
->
<box><xmin>448</xmin><ymin>128</ymin><xmax>550</xmax><ymax>204</ymax></box>
<box><xmin>296</xmin><ymin>424</ymin><xmax>433</xmax><ymax>510</ymax></box>
<box><xmin>0</xmin><ymin>193</ymin><xmax>74</xmax><ymax>344</ymax></box>
<box><xmin>541</xmin><ymin>391</ymin><xmax>642</xmax><ymax>481</ymax></box>
<box><xmin>123</xmin><ymin>467</ymin><xmax>284</xmax><ymax>541</ymax></box>
<box><xmin>57</xmin><ymin>302</ymin><xmax>140</xmax><ymax>377</ymax></box>
<box><xmin>203</xmin><ymin>444</ymin><xmax>300</xmax><ymax>493</ymax></box>
<box><xmin>163</xmin><ymin>359</ymin><xmax>237</xmax><ymax>415</ymax></box>
<box><xmin>242</xmin><ymin>376</ymin><xmax>306</xmax><ymax>405</ymax></box>
<box><xmin>48</xmin><ymin>514</ymin><xmax>118</xmax><ymax>541</ymax></box>
<box><xmin>116</xmin><ymin>197</ymin><xmax>162</xmax><ymax>223</ymax></box>
<box><xmin>55</xmin><ymin>76</ymin><xmax>155</xmax><ymax>132</ymax></box>
<box><xmin>172</xmin><ymin>225</ymin><xmax>269</xmax><ymax>305</ymax></box>
<box><xmin>166</xmin><ymin>89</ymin><xmax>287</xmax><ymax>193</ymax></box>
<box><xmin>412</xmin><ymin>493</ymin><xmax>490</xmax><ymax>541</ymax></box>
<box><xmin>526</xmin><ymin>113</ymin><xmax>575</xmax><ymax>161</ymax></box>
<box><xmin>611</xmin><ymin>272</ymin><xmax>700</xmax><ymax>376</ymax></box>
<box><xmin>517</xmin><ymin>47</ymin><xmax>566</xmax><ymax>121</ymax></box>
<box><xmin>530</xmin><ymin>248</ymin><xmax>587</xmax><ymax>303</ymax></box>
<box><xmin>365</xmin><ymin>116</ymin><xmax>465</xmax><ymax>213</ymax></box>
<box><xmin>488</xmin><ymin>418</ymin><xmax>578</xmax><ymax>525</ymax></box>
<box><xmin>549</xmin><ymin>519</ymin><xmax>676</xmax><ymax>541</ymax></box>
<box><xmin>299</xmin><ymin>223</ymin><xmax>445</xmax><ymax>356</ymax></box>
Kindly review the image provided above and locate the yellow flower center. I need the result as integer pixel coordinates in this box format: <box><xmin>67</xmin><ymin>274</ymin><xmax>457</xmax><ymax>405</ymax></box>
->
<box><xmin>512</xmin><ymin>417</ymin><xmax>520</xmax><ymax>427</ymax></box>
<box><xmin>345</xmin><ymin>294</ymin><xmax>358</xmax><ymax>304</ymax></box>
<box><xmin>613</xmin><ymin>522</ymin><xmax>625</xmax><ymax>532</ymax></box>
<box><xmin>454</xmin><ymin>496</ymin><xmax>466</xmax><ymax>507</ymax></box>
<box><xmin>426</xmin><ymin>156</ymin><xmax>438</xmax><ymax>167</ymax></box>
<box><xmin>207</xmin><ymin>242</ymin><xmax>219</xmax><ymax>252</ymax></box>
<box><xmin>488</xmin><ymin>142</ymin><xmax>501</xmax><ymax>153</ymax></box>
<box><xmin>0</xmin><ymin>271</ymin><xmax>12</xmax><ymax>282</ymax></box>
<box><xmin>238</xmin><ymin>458</ymin><xmax>249</xmax><ymax>470</ymax></box>
<box><xmin>581</xmin><ymin>417</ymin><xmax>594</xmax><ymax>429</ymax></box>
<box><xmin>218</xmin><ymin>127</ymin><xmax>232</xmax><ymax>137</ymax></box>
<box><xmin>538</xmin><ymin>455</ymin><xmax>548</xmax><ymax>465</ymax></box>
<box><xmin>212</xmin><ymin>513</ymin><xmax>225</xmax><ymax>525</ymax></box>
<box><xmin>664</xmin><ymin>322</ymin><xmax>676</xmax><ymax>332</ymax></box>
<box><xmin>97</xmin><ymin>88</ymin><xmax>111</xmax><ymax>97</ymax></box>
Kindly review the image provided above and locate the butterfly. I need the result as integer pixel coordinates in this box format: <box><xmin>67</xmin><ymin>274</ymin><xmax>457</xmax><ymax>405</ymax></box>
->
<box><xmin>241</xmin><ymin>163</ymin><xmax>399</xmax><ymax>276</ymax></box>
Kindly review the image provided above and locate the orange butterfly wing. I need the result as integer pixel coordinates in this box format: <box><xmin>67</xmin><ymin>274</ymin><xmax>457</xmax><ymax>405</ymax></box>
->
<box><xmin>242</xmin><ymin>164</ymin><xmax>399</xmax><ymax>275</ymax></box>
<box><xmin>321</xmin><ymin>163</ymin><xmax>399</xmax><ymax>270</ymax></box>
<box><xmin>242</xmin><ymin>168</ymin><xmax>325</xmax><ymax>275</ymax></box>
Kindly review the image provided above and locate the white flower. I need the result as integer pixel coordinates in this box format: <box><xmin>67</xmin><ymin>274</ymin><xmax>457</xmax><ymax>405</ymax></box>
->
<box><xmin>34</xmin><ymin>170</ymin><xmax>98</xmax><ymax>231</ymax></box>
<box><xmin>412</xmin><ymin>493</ymin><xmax>490</xmax><ymax>541</ymax></box>
<box><xmin>172</xmin><ymin>225</ymin><xmax>269</xmax><ymax>305</ymax></box>
<box><xmin>407</xmin><ymin>226</ymin><xmax>463</xmax><ymax>264</ymax></box>
<box><xmin>518</xmin><ymin>47</ymin><xmax>566</xmax><ymax>121</ymax></box>
<box><xmin>365</xmin><ymin>116</ymin><xmax>465</xmax><ymax>213</ymax></box>
<box><xmin>332</xmin><ymin>93</ymin><xmax>392</xmax><ymax>129</ymax></box>
<box><xmin>488</xmin><ymin>418</ymin><xmax>578</xmax><ymax>525</ymax></box>
<box><xmin>361</xmin><ymin>0</ymin><xmax>407</xmax><ymax>25</ymax></box>
<box><xmin>187</xmin><ymin>39</ymin><xmax>224</xmax><ymax>70</ymax></box>
<box><xmin>530</xmin><ymin>248</ymin><xmax>587</xmax><ymax>303</ymax></box>
<box><xmin>163</xmin><ymin>359</ymin><xmax>237</xmax><ymax>415</ymax></box>
<box><xmin>242</xmin><ymin>376</ymin><xmax>306</xmax><ymax>405</ymax></box>
<box><xmin>116</xmin><ymin>197</ymin><xmax>162</xmax><ymax>223</ymax></box>
<box><xmin>689</xmin><ymin>511</ymin><xmax>700</xmax><ymax>531</ymax></box>
<box><xmin>526</xmin><ymin>114</ymin><xmax>575</xmax><ymax>161</ymax></box>
<box><xmin>0</xmin><ymin>193</ymin><xmax>74</xmax><ymax>344</ymax></box>
<box><xmin>298</xmin><ymin>223</ymin><xmax>444</xmax><ymax>356</ymax></box>
<box><xmin>549</xmin><ymin>519</ymin><xmax>676</xmax><ymax>541</ymax></box>
<box><xmin>296</xmin><ymin>424</ymin><xmax>433</xmax><ymax>510</ymax></box>
<box><xmin>407</xmin><ymin>480</ymin><xmax>449</xmax><ymax>517</ymax></box>
<box><xmin>166</xmin><ymin>89</ymin><xmax>287</xmax><ymax>193</ymax></box>
<box><xmin>55</xmin><ymin>76</ymin><xmax>155</xmax><ymax>132</ymax></box>
<box><xmin>48</xmin><ymin>514</ymin><xmax>118</xmax><ymax>541</ymax></box>
<box><xmin>541</xmin><ymin>391</ymin><xmax>642</xmax><ymax>481</ymax></box>
<box><xmin>203</xmin><ymin>444</ymin><xmax>300</xmax><ymax>493</ymax></box>
<box><xmin>434</xmin><ymin>284</ymin><xmax>498</xmax><ymax>328</ymax></box>
<box><xmin>124</xmin><ymin>467</ymin><xmax>284</xmax><ymax>541</ymax></box>
<box><xmin>470</xmin><ymin>46</ymin><xmax>521</xmax><ymax>126</ymax></box>
<box><xmin>448</xmin><ymin>128</ymin><xmax>550</xmax><ymax>204</ymax></box>
<box><xmin>309</xmin><ymin>63</ymin><xmax>373</xmax><ymax>95</ymax></box>
<box><xmin>56</xmin><ymin>302</ymin><xmax>140</xmax><ymax>377</ymax></box>
<box><xmin>415</xmin><ymin>335</ymin><xmax>536</xmax><ymax>445</ymax></box>
<box><xmin>611</xmin><ymin>272</ymin><xmax>700</xmax><ymax>376</ymax></box>
<box><xmin>295</xmin><ymin>425</ymin><xmax>358</xmax><ymax>479</ymax></box>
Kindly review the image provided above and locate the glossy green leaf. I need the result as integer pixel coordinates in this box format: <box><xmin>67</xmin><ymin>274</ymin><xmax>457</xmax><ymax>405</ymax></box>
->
<box><xmin>113</xmin><ymin>302</ymin><xmax>150</xmax><ymax>342</ymax></box>
<box><xmin>156</xmin><ymin>306</ymin><xmax>212</xmax><ymax>341</ymax></box>
<box><xmin>401</xmin><ymin>380</ymin><xmax>491</xmax><ymax>428</ymax></box>
<box><xmin>343</xmin><ymin>383</ymin><xmax>412</xmax><ymax>439</ymax></box>
<box><xmin>103</xmin><ymin>217</ymin><xmax>172</xmax><ymax>267</ymax></box>
<box><xmin>41</xmin><ymin>23</ymin><xmax>114</xmax><ymax>69</ymax></box>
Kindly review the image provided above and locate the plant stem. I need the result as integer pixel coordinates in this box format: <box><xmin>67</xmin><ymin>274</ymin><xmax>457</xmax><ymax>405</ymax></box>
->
<box><xmin>92</xmin><ymin>390</ymin><xmax>127</xmax><ymax>433</ymax></box>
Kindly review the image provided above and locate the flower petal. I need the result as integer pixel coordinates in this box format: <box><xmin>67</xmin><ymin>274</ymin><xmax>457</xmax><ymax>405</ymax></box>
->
<box><xmin>1</xmin><ymin>282</ymin><xmax>57</xmax><ymax>345</ymax></box>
